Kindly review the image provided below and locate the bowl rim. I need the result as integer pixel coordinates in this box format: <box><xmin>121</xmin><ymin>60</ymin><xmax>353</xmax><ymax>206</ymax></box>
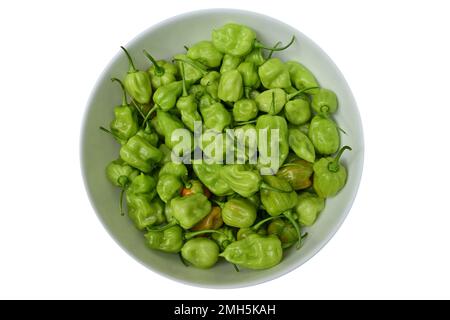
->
<box><xmin>80</xmin><ymin>7</ymin><xmax>365</xmax><ymax>289</ymax></box>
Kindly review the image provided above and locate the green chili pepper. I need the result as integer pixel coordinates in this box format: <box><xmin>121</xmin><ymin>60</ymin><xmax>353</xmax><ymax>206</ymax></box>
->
<box><xmin>276</xmin><ymin>159</ymin><xmax>313</xmax><ymax>190</ymax></box>
<box><xmin>198</xmin><ymin>93</ymin><xmax>216</xmax><ymax>110</ymax></box>
<box><xmin>219</xmin><ymin>165</ymin><xmax>262</xmax><ymax>198</ymax></box>
<box><xmin>187</xmin><ymin>40</ymin><xmax>223</xmax><ymax>68</ymax></box>
<box><xmin>255</xmin><ymin>87</ymin><xmax>317</xmax><ymax>115</ymax></box>
<box><xmin>211</xmin><ymin>226</ymin><xmax>235</xmax><ymax>250</ymax></box>
<box><xmin>200</xmin><ymin>71</ymin><xmax>220</xmax><ymax>100</ymax></box>
<box><xmin>218</xmin><ymin>70</ymin><xmax>244</xmax><ymax>102</ymax></box>
<box><xmin>158</xmin><ymin>144</ymin><xmax>172</xmax><ymax>164</ymax></box>
<box><xmin>284</xmin><ymin>97</ymin><xmax>311</xmax><ymax>125</ymax></box>
<box><xmin>119</xmin><ymin>135</ymin><xmax>162</xmax><ymax>173</ymax></box>
<box><xmin>181</xmin><ymin>238</ymin><xmax>219</xmax><ymax>269</ymax></box>
<box><xmin>258</xmin><ymin>58</ymin><xmax>291</xmax><ymax>89</ymax></box>
<box><xmin>145</xmin><ymin>225</ymin><xmax>184</xmax><ymax>253</ymax></box>
<box><xmin>295</xmin><ymin>192</ymin><xmax>325</xmax><ymax>226</ymax></box>
<box><xmin>188</xmin><ymin>84</ymin><xmax>206</xmax><ymax>100</ymax></box>
<box><xmin>157</xmin><ymin>174</ymin><xmax>183</xmax><ymax>203</ymax></box>
<box><xmin>193</xmin><ymin>163</ymin><xmax>234</xmax><ymax>196</ymax></box>
<box><xmin>260</xmin><ymin>175</ymin><xmax>297</xmax><ymax>216</ymax></box>
<box><xmin>233</xmin><ymin>99</ymin><xmax>258</xmax><ymax>122</ymax></box>
<box><xmin>105</xmin><ymin>159</ymin><xmax>139</xmax><ymax>188</ymax></box>
<box><xmin>109</xmin><ymin>78</ymin><xmax>139</xmax><ymax>144</ymax></box>
<box><xmin>244</xmin><ymin>47</ymin><xmax>266</xmax><ymax>67</ymax></box>
<box><xmin>152</xmin><ymin>81</ymin><xmax>183</xmax><ymax>111</ymax></box>
<box><xmin>212</xmin><ymin>23</ymin><xmax>256</xmax><ymax>56</ymax></box>
<box><xmin>143</xmin><ymin>50</ymin><xmax>178</xmax><ymax>89</ymax></box>
<box><xmin>311</xmin><ymin>88</ymin><xmax>338</xmax><ymax>115</ymax></box>
<box><xmin>220</xmin><ymin>54</ymin><xmax>242</xmax><ymax>73</ymax></box>
<box><xmin>285</xmin><ymin>61</ymin><xmax>319</xmax><ymax>93</ymax></box>
<box><xmin>267</xmin><ymin>218</ymin><xmax>298</xmax><ymax>248</ymax></box>
<box><xmin>156</xmin><ymin>109</ymin><xmax>193</xmax><ymax>153</ymax></box>
<box><xmin>120</xmin><ymin>46</ymin><xmax>152</xmax><ymax>104</ymax></box>
<box><xmin>173</xmin><ymin>54</ymin><xmax>207</xmax><ymax>84</ymax></box>
<box><xmin>308</xmin><ymin>115</ymin><xmax>340</xmax><ymax>155</ymax></box>
<box><xmin>169</xmin><ymin>193</ymin><xmax>212</xmax><ymax>229</ymax></box>
<box><xmin>136</xmin><ymin>123</ymin><xmax>159</xmax><ymax>146</ymax></box>
<box><xmin>288</xmin><ymin>127</ymin><xmax>316</xmax><ymax>163</ymax></box>
<box><xmin>237</xmin><ymin>61</ymin><xmax>260</xmax><ymax>89</ymax></box>
<box><xmin>313</xmin><ymin>146</ymin><xmax>351</xmax><ymax>197</ymax></box>
<box><xmin>200</xmin><ymin>102</ymin><xmax>232</xmax><ymax>132</ymax></box>
<box><xmin>220</xmin><ymin>234</ymin><xmax>282</xmax><ymax>270</ymax></box>
<box><xmin>158</xmin><ymin>162</ymin><xmax>188</xmax><ymax>179</ymax></box>
<box><xmin>221</xmin><ymin>198</ymin><xmax>257</xmax><ymax>228</ymax></box>
<box><xmin>176</xmin><ymin>62</ymin><xmax>202</xmax><ymax>132</ymax></box>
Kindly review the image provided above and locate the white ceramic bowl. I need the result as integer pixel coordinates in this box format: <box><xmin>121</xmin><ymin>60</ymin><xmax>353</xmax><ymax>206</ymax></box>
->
<box><xmin>81</xmin><ymin>9</ymin><xmax>364</xmax><ymax>288</ymax></box>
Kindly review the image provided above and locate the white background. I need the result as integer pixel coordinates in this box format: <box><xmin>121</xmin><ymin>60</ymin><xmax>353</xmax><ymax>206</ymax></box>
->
<box><xmin>1</xmin><ymin>0</ymin><xmax>449</xmax><ymax>299</ymax></box>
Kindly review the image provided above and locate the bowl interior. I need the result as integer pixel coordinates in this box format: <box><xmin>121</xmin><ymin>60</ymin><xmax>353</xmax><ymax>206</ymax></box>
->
<box><xmin>81</xmin><ymin>9</ymin><xmax>364</xmax><ymax>288</ymax></box>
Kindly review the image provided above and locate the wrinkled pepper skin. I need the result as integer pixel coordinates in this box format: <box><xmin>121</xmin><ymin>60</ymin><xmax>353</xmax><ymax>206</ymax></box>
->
<box><xmin>200</xmin><ymin>71</ymin><xmax>220</xmax><ymax>100</ymax></box>
<box><xmin>200</xmin><ymin>102</ymin><xmax>232</xmax><ymax>132</ymax></box>
<box><xmin>211</xmin><ymin>226</ymin><xmax>235</xmax><ymax>250</ymax></box>
<box><xmin>284</xmin><ymin>97</ymin><xmax>311</xmax><ymax>125</ymax></box>
<box><xmin>174</xmin><ymin>54</ymin><xmax>207</xmax><ymax>84</ymax></box>
<box><xmin>267</xmin><ymin>219</ymin><xmax>298</xmax><ymax>248</ymax></box>
<box><xmin>260</xmin><ymin>175</ymin><xmax>297</xmax><ymax>216</ymax></box>
<box><xmin>156</xmin><ymin>174</ymin><xmax>183</xmax><ymax>203</ymax></box>
<box><xmin>288</xmin><ymin>127</ymin><xmax>316</xmax><ymax>163</ymax></box>
<box><xmin>220</xmin><ymin>54</ymin><xmax>242</xmax><ymax>73</ymax></box>
<box><xmin>218</xmin><ymin>70</ymin><xmax>244</xmax><ymax>102</ymax></box>
<box><xmin>170</xmin><ymin>193</ymin><xmax>212</xmax><ymax>229</ymax></box>
<box><xmin>120</xmin><ymin>135</ymin><xmax>163</xmax><ymax>173</ymax></box>
<box><xmin>145</xmin><ymin>225</ymin><xmax>184</xmax><ymax>253</ymax></box>
<box><xmin>110</xmin><ymin>104</ymin><xmax>139</xmax><ymax>145</ymax></box>
<box><xmin>244</xmin><ymin>47</ymin><xmax>266</xmax><ymax>67</ymax></box>
<box><xmin>121</xmin><ymin>47</ymin><xmax>152</xmax><ymax>104</ymax></box>
<box><xmin>136</xmin><ymin>124</ymin><xmax>159</xmax><ymax>147</ymax></box>
<box><xmin>255</xmin><ymin>88</ymin><xmax>286</xmax><ymax>115</ymax></box>
<box><xmin>181</xmin><ymin>238</ymin><xmax>219</xmax><ymax>269</ymax></box>
<box><xmin>285</xmin><ymin>61</ymin><xmax>319</xmax><ymax>93</ymax></box>
<box><xmin>258</xmin><ymin>58</ymin><xmax>291</xmax><ymax>89</ymax></box>
<box><xmin>311</xmin><ymin>88</ymin><xmax>338</xmax><ymax>115</ymax></box>
<box><xmin>156</xmin><ymin>110</ymin><xmax>193</xmax><ymax>152</ymax></box>
<box><xmin>212</xmin><ymin>23</ymin><xmax>256</xmax><ymax>57</ymax></box>
<box><xmin>219</xmin><ymin>165</ymin><xmax>262</xmax><ymax>198</ymax></box>
<box><xmin>187</xmin><ymin>41</ymin><xmax>223</xmax><ymax>68</ymax></box>
<box><xmin>106</xmin><ymin>159</ymin><xmax>139</xmax><ymax>188</ymax></box>
<box><xmin>308</xmin><ymin>115</ymin><xmax>340</xmax><ymax>155</ymax></box>
<box><xmin>276</xmin><ymin>159</ymin><xmax>313</xmax><ymax>190</ymax></box>
<box><xmin>148</xmin><ymin>59</ymin><xmax>178</xmax><ymax>89</ymax></box>
<box><xmin>158</xmin><ymin>162</ymin><xmax>188</xmax><ymax>179</ymax></box>
<box><xmin>193</xmin><ymin>163</ymin><xmax>234</xmax><ymax>196</ymax></box>
<box><xmin>295</xmin><ymin>192</ymin><xmax>325</xmax><ymax>226</ymax></box>
<box><xmin>233</xmin><ymin>99</ymin><xmax>258</xmax><ymax>122</ymax></box>
<box><xmin>153</xmin><ymin>81</ymin><xmax>183</xmax><ymax>111</ymax></box>
<box><xmin>313</xmin><ymin>146</ymin><xmax>351</xmax><ymax>198</ymax></box>
<box><xmin>220</xmin><ymin>234</ymin><xmax>282</xmax><ymax>270</ymax></box>
<box><xmin>237</xmin><ymin>61</ymin><xmax>260</xmax><ymax>89</ymax></box>
<box><xmin>222</xmin><ymin>198</ymin><xmax>257</xmax><ymax>228</ymax></box>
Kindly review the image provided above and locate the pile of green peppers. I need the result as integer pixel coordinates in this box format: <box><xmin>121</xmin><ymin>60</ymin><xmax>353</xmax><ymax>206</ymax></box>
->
<box><xmin>102</xmin><ymin>23</ymin><xmax>352</xmax><ymax>271</ymax></box>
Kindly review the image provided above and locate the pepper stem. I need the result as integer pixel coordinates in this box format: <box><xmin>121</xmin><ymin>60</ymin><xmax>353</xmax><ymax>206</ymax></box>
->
<box><xmin>328</xmin><ymin>145</ymin><xmax>352</xmax><ymax>173</ymax></box>
<box><xmin>211</xmin><ymin>199</ymin><xmax>225</xmax><ymax>208</ymax></box>
<box><xmin>283</xmin><ymin>210</ymin><xmax>302</xmax><ymax>249</ymax></box>
<box><xmin>270</xmin><ymin>91</ymin><xmax>276</xmax><ymax>115</ymax></box>
<box><xmin>119</xmin><ymin>189</ymin><xmax>125</xmax><ymax>216</ymax></box>
<box><xmin>260</xmin><ymin>182</ymin><xmax>293</xmax><ymax>193</ymax></box>
<box><xmin>184</xmin><ymin>229</ymin><xmax>225</xmax><ymax>240</ymax></box>
<box><xmin>234</xmin><ymin>120</ymin><xmax>257</xmax><ymax>126</ymax></box>
<box><xmin>179</xmin><ymin>61</ymin><xmax>188</xmax><ymax>97</ymax></box>
<box><xmin>142</xmin><ymin>49</ymin><xmax>164</xmax><ymax>76</ymax></box>
<box><xmin>172</xmin><ymin>58</ymin><xmax>208</xmax><ymax>75</ymax></box>
<box><xmin>146</xmin><ymin>220</ymin><xmax>177</xmax><ymax>232</ymax></box>
<box><xmin>111</xmin><ymin>78</ymin><xmax>127</xmax><ymax>106</ymax></box>
<box><xmin>252</xmin><ymin>216</ymin><xmax>279</xmax><ymax>231</ymax></box>
<box><xmin>99</xmin><ymin>126</ymin><xmax>119</xmax><ymax>139</ymax></box>
<box><xmin>268</xmin><ymin>41</ymin><xmax>282</xmax><ymax>59</ymax></box>
<box><xmin>233</xmin><ymin>264</ymin><xmax>240</xmax><ymax>272</ymax></box>
<box><xmin>130</xmin><ymin>99</ymin><xmax>147</xmax><ymax>119</ymax></box>
<box><xmin>255</xmin><ymin>35</ymin><xmax>295</xmax><ymax>52</ymax></box>
<box><xmin>141</xmin><ymin>105</ymin><xmax>158</xmax><ymax>128</ymax></box>
<box><xmin>120</xmin><ymin>46</ymin><xmax>137</xmax><ymax>73</ymax></box>
<box><xmin>287</xmin><ymin>86</ymin><xmax>321</xmax><ymax>100</ymax></box>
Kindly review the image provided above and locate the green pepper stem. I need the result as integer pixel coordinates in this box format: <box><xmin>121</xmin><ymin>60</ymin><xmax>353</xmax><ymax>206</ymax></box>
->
<box><xmin>255</xmin><ymin>35</ymin><xmax>295</xmax><ymax>52</ymax></box>
<box><xmin>120</xmin><ymin>46</ymin><xmax>137</xmax><ymax>73</ymax></box>
<box><xmin>270</xmin><ymin>91</ymin><xmax>276</xmax><ymax>115</ymax></box>
<box><xmin>179</xmin><ymin>61</ymin><xmax>188</xmax><ymax>97</ymax></box>
<box><xmin>142</xmin><ymin>49</ymin><xmax>164</xmax><ymax>76</ymax></box>
<box><xmin>111</xmin><ymin>78</ymin><xmax>127</xmax><ymax>106</ymax></box>
<box><xmin>211</xmin><ymin>199</ymin><xmax>225</xmax><ymax>208</ymax></box>
<box><xmin>283</xmin><ymin>210</ymin><xmax>302</xmax><ymax>249</ymax></box>
<box><xmin>287</xmin><ymin>86</ymin><xmax>321</xmax><ymax>100</ymax></box>
<box><xmin>268</xmin><ymin>41</ymin><xmax>282</xmax><ymax>59</ymax></box>
<box><xmin>141</xmin><ymin>105</ymin><xmax>158</xmax><ymax>128</ymax></box>
<box><xmin>147</xmin><ymin>220</ymin><xmax>177</xmax><ymax>232</ymax></box>
<box><xmin>233</xmin><ymin>264</ymin><xmax>240</xmax><ymax>272</ymax></box>
<box><xmin>130</xmin><ymin>99</ymin><xmax>147</xmax><ymax>119</ymax></box>
<box><xmin>234</xmin><ymin>120</ymin><xmax>257</xmax><ymax>126</ymax></box>
<box><xmin>99</xmin><ymin>126</ymin><xmax>119</xmax><ymax>139</ymax></box>
<box><xmin>119</xmin><ymin>189</ymin><xmax>125</xmax><ymax>216</ymax></box>
<box><xmin>172</xmin><ymin>58</ymin><xmax>208</xmax><ymax>76</ymax></box>
<box><xmin>328</xmin><ymin>145</ymin><xmax>352</xmax><ymax>173</ymax></box>
<box><xmin>184</xmin><ymin>229</ymin><xmax>225</xmax><ymax>240</ymax></box>
<box><xmin>252</xmin><ymin>216</ymin><xmax>279</xmax><ymax>231</ymax></box>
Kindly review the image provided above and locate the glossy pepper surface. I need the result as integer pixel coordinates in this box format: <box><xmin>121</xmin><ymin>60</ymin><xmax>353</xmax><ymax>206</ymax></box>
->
<box><xmin>120</xmin><ymin>47</ymin><xmax>152</xmax><ymax>104</ymax></box>
<box><xmin>285</xmin><ymin>61</ymin><xmax>319</xmax><ymax>93</ymax></box>
<box><xmin>233</xmin><ymin>99</ymin><xmax>258</xmax><ymax>122</ymax></box>
<box><xmin>152</xmin><ymin>81</ymin><xmax>183</xmax><ymax>111</ymax></box>
<box><xmin>120</xmin><ymin>135</ymin><xmax>163</xmax><ymax>173</ymax></box>
<box><xmin>222</xmin><ymin>198</ymin><xmax>257</xmax><ymax>228</ymax></box>
<box><xmin>144</xmin><ymin>50</ymin><xmax>178</xmax><ymax>89</ymax></box>
<box><xmin>295</xmin><ymin>192</ymin><xmax>325</xmax><ymax>226</ymax></box>
<box><xmin>260</xmin><ymin>175</ymin><xmax>297</xmax><ymax>216</ymax></box>
<box><xmin>212</xmin><ymin>23</ymin><xmax>256</xmax><ymax>57</ymax></box>
<box><xmin>258</xmin><ymin>58</ymin><xmax>291</xmax><ymax>89</ymax></box>
<box><xmin>288</xmin><ymin>127</ymin><xmax>316</xmax><ymax>163</ymax></box>
<box><xmin>187</xmin><ymin>41</ymin><xmax>223</xmax><ymax>68</ymax></box>
<box><xmin>181</xmin><ymin>238</ymin><xmax>219</xmax><ymax>268</ymax></box>
<box><xmin>219</xmin><ymin>165</ymin><xmax>262</xmax><ymax>198</ymax></box>
<box><xmin>311</xmin><ymin>88</ymin><xmax>338</xmax><ymax>115</ymax></box>
<box><xmin>284</xmin><ymin>97</ymin><xmax>311</xmax><ymax>125</ymax></box>
<box><xmin>218</xmin><ymin>70</ymin><xmax>244</xmax><ymax>102</ymax></box>
<box><xmin>170</xmin><ymin>193</ymin><xmax>212</xmax><ymax>229</ymax></box>
<box><xmin>276</xmin><ymin>159</ymin><xmax>313</xmax><ymax>190</ymax></box>
<box><xmin>106</xmin><ymin>159</ymin><xmax>138</xmax><ymax>188</ymax></box>
<box><xmin>220</xmin><ymin>54</ymin><xmax>242</xmax><ymax>73</ymax></box>
<box><xmin>308</xmin><ymin>115</ymin><xmax>340</xmax><ymax>155</ymax></box>
<box><xmin>193</xmin><ymin>163</ymin><xmax>234</xmax><ymax>196</ymax></box>
<box><xmin>145</xmin><ymin>225</ymin><xmax>184</xmax><ymax>253</ymax></box>
<box><xmin>200</xmin><ymin>102</ymin><xmax>232</xmax><ymax>132</ymax></box>
<box><xmin>237</xmin><ymin>61</ymin><xmax>260</xmax><ymax>89</ymax></box>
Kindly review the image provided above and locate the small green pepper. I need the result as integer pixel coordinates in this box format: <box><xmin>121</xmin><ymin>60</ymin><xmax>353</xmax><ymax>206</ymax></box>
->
<box><xmin>255</xmin><ymin>87</ymin><xmax>316</xmax><ymax>115</ymax></box>
<box><xmin>200</xmin><ymin>102</ymin><xmax>232</xmax><ymax>132</ymax></box>
<box><xmin>145</xmin><ymin>225</ymin><xmax>184</xmax><ymax>253</ymax></box>
<box><xmin>191</xmin><ymin>206</ymin><xmax>223</xmax><ymax>231</ymax></box>
<box><xmin>244</xmin><ymin>47</ymin><xmax>266</xmax><ymax>67</ymax></box>
<box><xmin>152</xmin><ymin>81</ymin><xmax>183</xmax><ymax>111</ymax></box>
<box><xmin>173</xmin><ymin>54</ymin><xmax>207</xmax><ymax>84</ymax></box>
<box><xmin>220</xmin><ymin>54</ymin><xmax>242</xmax><ymax>73</ymax></box>
<box><xmin>188</xmin><ymin>84</ymin><xmax>206</xmax><ymax>100</ymax></box>
<box><xmin>158</xmin><ymin>162</ymin><xmax>188</xmax><ymax>179</ymax></box>
<box><xmin>258</xmin><ymin>58</ymin><xmax>291</xmax><ymax>89</ymax></box>
<box><xmin>120</xmin><ymin>46</ymin><xmax>152</xmax><ymax>104</ymax></box>
<box><xmin>109</xmin><ymin>78</ymin><xmax>139</xmax><ymax>144</ymax></box>
<box><xmin>156</xmin><ymin>174</ymin><xmax>183</xmax><ymax>203</ymax></box>
<box><xmin>156</xmin><ymin>109</ymin><xmax>193</xmax><ymax>153</ymax></box>
<box><xmin>220</xmin><ymin>234</ymin><xmax>282</xmax><ymax>270</ymax></box>
<box><xmin>276</xmin><ymin>159</ymin><xmax>313</xmax><ymax>190</ymax></box>
<box><xmin>158</xmin><ymin>144</ymin><xmax>172</xmax><ymax>164</ymax></box>
<box><xmin>218</xmin><ymin>70</ymin><xmax>244</xmax><ymax>102</ymax></box>
<box><xmin>313</xmin><ymin>146</ymin><xmax>351</xmax><ymax>198</ymax></box>
<box><xmin>187</xmin><ymin>40</ymin><xmax>223</xmax><ymax>68</ymax></box>
<box><xmin>200</xmin><ymin>71</ymin><xmax>220</xmax><ymax>100</ymax></box>
<box><xmin>260</xmin><ymin>175</ymin><xmax>297</xmax><ymax>216</ymax></box>
<box><xmin>181</xmin><ymin>238</ymin><xmax>219</xmax><ymax>269</ymax></box>
<box><xmin>177</xmin><ymin>62</ymin><xmax>202</xmax><ymax>132</ymax></box>
<box><xmin>136</xmin><ymin>123</ymin><xmax>159</xmax><ymax>146</ymax></box>
<box><xmin>219</xmin><ymin>165</ymin><xmax>262</xmax><ymax>198</ymax></box>
<box><xmin>105</xmin><ymin>159</ymin><xmax>139</xmax><ymax>188</ymax></box>
<box><xmin>193</xmin><ymin>163</ymin><xmax>234</xmax><ymax>196</ymax></box>
<box><xmin>143</xmin><ymin>50</ymin><xmax>178</xmax><ymax>89</ymax></box>
<box><xmin>267</xmin><ymin>218</ymin><xmax>298</xmax><ymax>248</ymax></box>
<box><xmin>237</xmin><ymin>61</ymin><xmax>260</xmax><ymax>89</ymax></box>
<box><xmin>285</xmin><ymin>61</ymin><xmax>319</xmax><ymax>93</ymax></box>
<box><xmin>200</xmin><ymin>130</ymin><xmax>227</xmax><ymax>162</ymax></box>
<box><xmin>308</xmin><ymin>115</ymin><xmax>340</xmax><ymax>155</ymax></box>
<box><xmin>212</xmin><ymin>23</ymin><xmax>256</xmax><ymax>57</ymax></box>
<box><xmin>119</xmin><ymin>135</ymin><xmax>163</xmax><ymax>173</ymax></box>
<box><xmin>288</xmin><ymin>127</ymin><xmax>316</xmax><ymax>163</ymax></box>
<box><xmin>211</xmin><ymin>226</ymin><xmax>235</xmax><ymax>250</ymax></box>
<box><xmin>222</xmin><ymin>198</ymin><xmax>257</xmax><ymax>228</ymax></box>
<box><xmin>170</xmin><ymin>193</ymin><xmax>212</xmax><ymax>229</ymax></box>
<box><xmin>295</xmin><ymin>192</ymin><xmax>325</xmax><ymax>226</ymax></box>
<box><xmin>233</xmin><ymin>99</ymin><xmax>258</xmax><ymax>122</ymax></box>
<box><xmin>198</xmin><ymin>93</ymin><xmax>216</xmax><ymax>110</ymax></box>
<box><xmin>311</xmin><ymin>88</ymin><xmax>338</xmax><ymax>115</ymax></box>
<box><xmin>284</xmin><ymin>97</ymin><xmax>311</xmax><ymax>125</ymax></box>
